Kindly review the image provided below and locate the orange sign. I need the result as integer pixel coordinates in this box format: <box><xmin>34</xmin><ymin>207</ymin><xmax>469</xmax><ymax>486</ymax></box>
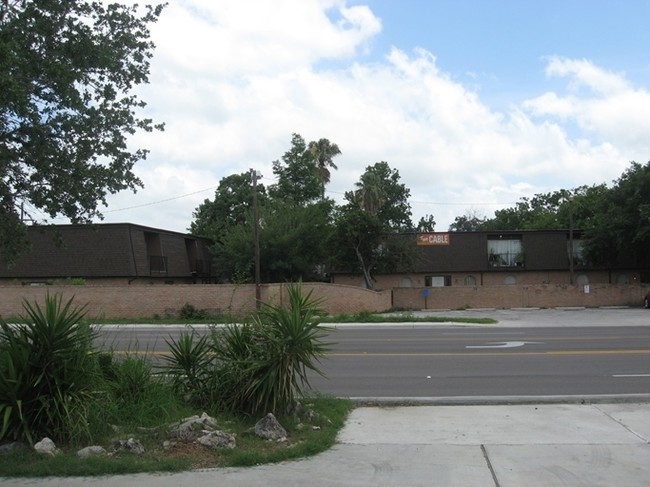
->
<box><xmin>417</xmin><ymin>233</ymin><xmax>450</xmax><ymax>246</ymax></box>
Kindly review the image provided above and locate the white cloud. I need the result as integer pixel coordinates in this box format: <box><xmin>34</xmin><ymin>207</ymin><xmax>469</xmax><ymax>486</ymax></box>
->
<box><xmin>97</xmin><ymin>1</ymin><xmax>648</xmax><ymax>234</ymax></box>
<box><xmin>524</xmin><ymin>57</ymin><xmax>650</xmax><ymax>160</ymax></box>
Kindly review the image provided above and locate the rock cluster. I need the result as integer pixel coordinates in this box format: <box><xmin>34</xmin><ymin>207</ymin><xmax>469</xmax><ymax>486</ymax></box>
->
<box><xmin>11</xmin><ymin>410</ymin><xmax>305</xmax><ymax>461</ymax></box>
<box><xmin>254</xmin><ymin>413</ymin><xmax>287</xmax><ymax>441</ymax></box>
<box><xmin>167</xmin><ymin>412</ymin><xmax>236</xmax><ymax>450</ymax></box>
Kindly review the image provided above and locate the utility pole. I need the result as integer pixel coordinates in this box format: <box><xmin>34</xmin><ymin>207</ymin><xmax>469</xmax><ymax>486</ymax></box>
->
<box><xmin>251</xmin><ymin>168</ymin><xmax>262</xmax><ymax>309</ymax></box>
<box><xmin>568</xmin><ymin>196</ymin><xmax>575</xmax><ymax>285</ymax></box>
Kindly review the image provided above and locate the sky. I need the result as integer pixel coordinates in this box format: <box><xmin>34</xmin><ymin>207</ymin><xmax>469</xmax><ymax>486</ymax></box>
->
<box><xmin>75</xmin><ymin>0</ymin><xmax>650</xmax><ymax>233</ymax></box>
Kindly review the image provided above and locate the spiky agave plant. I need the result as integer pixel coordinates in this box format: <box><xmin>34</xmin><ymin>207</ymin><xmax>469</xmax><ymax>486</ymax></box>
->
<box><xmin>0</xmin><ymin>294</ymin><xmax>98</xmax><ymax>445</ymax></box>
<box><xmin>225</xmin><ymin>282</ymin><xmax>331</xmax><ymax>415</ymax></box>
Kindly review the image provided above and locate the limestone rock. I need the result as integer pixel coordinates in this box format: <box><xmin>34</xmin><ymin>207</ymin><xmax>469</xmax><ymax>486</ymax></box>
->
<box><xmin>197</xmin><ymin>430</ymin><xmax>236</xmax><ymax>449</ymax></box>
<box><xmin>77</xmin><ymin>446</ymin><xmax>107</xmax><ymax>458</ymax></box>
<box><xmin>170</xmin><ymin>412</ymin><xmax>219</xmax><ymax>440</ymax></box>
<box><xmin>114</xmin><ymin>438</ymin><xmax>145</xmax><ymax>455</ymax></box>
<box><xmin>254</xmin><ymin>413</ymin><xmax>287</xmax><ymax>441</ymax></box>
<box><xmin>34</xmin><ymin>438</ymin><xmax>59</xmax><ymax>456</ymax></box>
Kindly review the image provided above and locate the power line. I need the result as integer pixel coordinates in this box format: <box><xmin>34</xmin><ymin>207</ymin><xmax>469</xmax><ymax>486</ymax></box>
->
<box><xmin>102</xmin><ymin>185</ymin><xmax>218</xmax><ymax>213</ymax></box>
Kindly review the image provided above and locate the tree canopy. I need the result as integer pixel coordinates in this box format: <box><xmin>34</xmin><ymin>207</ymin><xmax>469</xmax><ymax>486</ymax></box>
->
<box><xmin>192</xmin><ymin>128</ymin><xmax>650</xmax><ymax>285</ymax></box>
<box><xmin>331</xmin><ymin>161</ymin><xmax>413</xmax><ymax>289</ymax></box>
<box><xmin>1</xmin><ymin>0</ymin><xmax>165</xmax><ymax>262</ymax></box>
<box><xmin>194</xmin><ymin>133</ymin><xmax>339</xmax><ymax>283</ymax></box>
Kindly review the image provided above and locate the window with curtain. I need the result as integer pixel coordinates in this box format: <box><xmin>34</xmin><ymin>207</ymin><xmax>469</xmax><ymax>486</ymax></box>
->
<box><xmin>487</xmin><ymin>237</ymin><xmax>522</xmax><ymax>267</ymax></box>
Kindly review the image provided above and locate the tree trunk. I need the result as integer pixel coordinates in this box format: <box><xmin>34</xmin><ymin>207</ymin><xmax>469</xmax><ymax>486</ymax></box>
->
<box><xmin>354</xmin><ymin>245</ymin><xmax>374</xmax><ymax>290</ymax></box>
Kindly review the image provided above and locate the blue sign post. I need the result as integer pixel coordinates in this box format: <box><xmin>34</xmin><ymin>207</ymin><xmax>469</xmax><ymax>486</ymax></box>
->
<box><xmin>422</xmin><ymin>288</ymin><xmax>429</xmax><ymax>309</ymax></box>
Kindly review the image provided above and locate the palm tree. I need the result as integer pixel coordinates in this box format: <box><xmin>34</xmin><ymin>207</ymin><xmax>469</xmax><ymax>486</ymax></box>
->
<box><xmin>354</xmin><ymin>171</ymin><xmax>384</xmax><ymax>214</ymax></box>
<box><xmin>307</xmin><ymin>138</ymin><xmax>341</xmax><ymax>198</ymax></box>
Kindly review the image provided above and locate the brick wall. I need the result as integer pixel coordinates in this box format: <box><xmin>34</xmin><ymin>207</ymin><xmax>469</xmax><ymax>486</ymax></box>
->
<box><xmin>1</xmin><ymin>282</ymin><xmax>646</xmax><ymax>320</ymax></box>
<box><xmin>392</xmin><ymin>283</ymin><xmax>649</xmax><ymax>310</ymax></box>
<box><xmin>0</xmin><ymin>282</ymin><xmax>393</xmax><ymax>319</ymax></box>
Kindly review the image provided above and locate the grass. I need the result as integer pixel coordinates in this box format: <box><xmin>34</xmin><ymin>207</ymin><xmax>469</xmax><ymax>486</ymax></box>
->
<box><xmin>322</xmin><ymin>312</ymin><xmax>497</xmax><ymax>325</ymax></box>
<box><xmin>80</xmin><ymin>311</ymin><xmax>498</xmax><ymax>326</ymax></box>
<box><xmin>0</xmin><ymin>292</ymin><xmax>491</xmax><ymax>478</ymax></box>
<box><xmin>0</xmin><ymin>395</ymin><xmax>352</xmax><ymax>477</ymax></box>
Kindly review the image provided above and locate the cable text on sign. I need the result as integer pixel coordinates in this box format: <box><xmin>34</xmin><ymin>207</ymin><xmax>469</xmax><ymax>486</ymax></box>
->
<box><xmin>417</xmin><ymin>233</ymin><xmax>450</xmax><ymax>246</ymax></box>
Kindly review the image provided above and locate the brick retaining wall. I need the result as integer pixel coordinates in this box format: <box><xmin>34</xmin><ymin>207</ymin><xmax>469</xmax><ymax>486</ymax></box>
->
<box><xmin>392</xmin><ymin>283</ymin><xmax>649</xmax><ymax>310</ymax></box>
<box><xmin>0</xmin><ymin>283</ymin><xmax>392</xmax><ymax>319</ymax></box>
<box><xmin>0</xmin><ymin>282</ymin><xmax>646</xmax><ymax>319</ymax></box>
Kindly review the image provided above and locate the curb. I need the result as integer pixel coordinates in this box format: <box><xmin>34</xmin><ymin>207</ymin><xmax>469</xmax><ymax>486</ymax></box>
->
<box><xmin>347</xmin><ymin>394</ymin><xmax>650</xmax><ymax>406</ymax></box>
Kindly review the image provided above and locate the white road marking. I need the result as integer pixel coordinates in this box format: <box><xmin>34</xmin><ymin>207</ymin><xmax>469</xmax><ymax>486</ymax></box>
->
<box><xmin>466</xmin><ymin>341</ymin><xmax>544</xmax><ymax>349</ymax></box>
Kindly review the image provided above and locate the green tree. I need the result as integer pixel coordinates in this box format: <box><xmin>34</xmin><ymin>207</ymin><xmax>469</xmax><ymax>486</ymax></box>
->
<box><xmin>194</xmin><ymin>135</ymin><xmax>337</xmax><ymax>283</ymax></box>
<box><xmin>262</xmin><ymin>200</ymin><xmax>334</xmax><ymax>282</ymax></box>
<box><xmin>212</xmin><ymin>217</ymin><xmax>255</xmax><ymax>283</ymax></box>
<box><xmin>269</xmin><ymin>133</ymin><xmax>322</xmax><ymax>206</ymax></box>
<box><xmin>0</xmin><ymin>0</ymin><xmax>165</xmax><ymax>263</ymax></box>
<box><xmin>331</xmin><ymin>162</ymin><xmax>413</xmax><ymax>289</ymax></box>
<box><xmin>308</xmin><ymin>138</ymin><xmax>341</xmax><ymax>198</ymax></box>
<box><xmin>482</xmin><ymin>186</ymin><xmax>608</xmax><ymax>232</ymax></box>
<box><xmin>190</xmin><ymin>171</ymin><xmax>267</xmax><ymax>239</ymax></box>
<box><xmin>449</xmin><ymin>211</ymin><xmax>486</xmax><ymax>232</ymax></box>
<box><xmin>582</xmin><ymin>161</ymin><xmax>650</xmax><ymax>266</ymax></box>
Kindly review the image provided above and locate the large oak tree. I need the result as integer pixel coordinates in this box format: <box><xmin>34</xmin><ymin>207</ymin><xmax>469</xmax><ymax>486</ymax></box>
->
<box><xmin>1</xmin><ymin>0</ymin><xmax>164</xmax><ymax>262</ymax></box>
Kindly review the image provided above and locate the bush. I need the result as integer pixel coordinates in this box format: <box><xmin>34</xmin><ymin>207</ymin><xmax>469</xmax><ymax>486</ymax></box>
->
<box><xmin>214</xmin><ymin>282</ymin><xmax>331</xmax><ymax>415</ymax></box>
<box><xmin>179</xmin><ymin>303</ymin><xmax>209</xmax><ymax>320</ymax></box>
<box><xmin>0</xmin><ymin>294</ymin><xmax>99</xmax><ymax>445</ymax></box>
<box><xmin>161</xmin><ymin>329</ymin><xmax>218</xmax><ymax>406</ymax></box>
<box><xmin>100</xmin><ymin>354</ymin><xmax>185</xmax><ymax>428</ymax></box>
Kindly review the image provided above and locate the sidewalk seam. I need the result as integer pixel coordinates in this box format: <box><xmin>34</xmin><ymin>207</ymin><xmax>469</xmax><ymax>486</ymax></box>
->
<box><xmin>595</xmin><ymin>405</ymin><xmax>650</xmax><ymax>443</ymax></box>
<box><xmin>480</xmin><ymin>444</ymin><xmax>501</xmax><ymax>487</ymax></box>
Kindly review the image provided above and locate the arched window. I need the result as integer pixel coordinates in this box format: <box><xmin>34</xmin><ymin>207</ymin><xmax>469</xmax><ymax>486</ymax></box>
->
<box><xmin>464</xmin><ymin>275</ymin><xmax>477</xmax><ymax>286</ymax></box>
<box><xmin>400</xmin><ymin>278</ymin><xmax>413</xmax><ymax>287</ymax></box>
<box><xmin>503</xmin><ymin>275</ymin><xmax>517</xmax><ymax>285</ymax></box>
<box><xmin>616</xmin><ymin>274</ymin><xmax>629</xmax><ymax>284</ymax></box>
<box><xmin>576</xmin><ymin>274</ymin><xmax>589</xmax><ymax>286</ymax></box>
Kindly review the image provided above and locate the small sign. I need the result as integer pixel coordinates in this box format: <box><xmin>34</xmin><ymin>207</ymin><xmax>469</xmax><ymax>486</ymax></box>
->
<box><xmin>422</xmin><ymin>288</ymin><xmax>430</xmax><ymax>297</ymax></box>
<box><xmin>417</xmin><ymin>233</ymin><xmax>450</xmax><ymax>246</ymax></box>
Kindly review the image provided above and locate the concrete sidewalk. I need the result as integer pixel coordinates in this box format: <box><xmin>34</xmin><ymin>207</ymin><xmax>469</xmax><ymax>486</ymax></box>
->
<box><xmin>3</xmin><ymin>402</ymin><xmax>650</xmax><ymax>486</ymax></box>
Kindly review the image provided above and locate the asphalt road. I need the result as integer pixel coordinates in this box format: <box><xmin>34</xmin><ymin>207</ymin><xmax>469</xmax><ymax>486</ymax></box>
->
<box><xmin>309</xmin><ymin>324</ymin><xmax>650</xmax><ymax>398</ymax></box>
<box><xmin>96</xmin><ymin>307</ymin><xmax>650</xmax><ymax>399</ymax></box>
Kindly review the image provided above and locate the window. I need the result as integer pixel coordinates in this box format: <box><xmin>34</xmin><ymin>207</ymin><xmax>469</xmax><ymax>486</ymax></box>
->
<box><xmin>567</xmin><ymin>238</ymin><xmax>585</xmax><ymax>267</ymax></box>
<box><xmin>463</xmin><ymin>275</ymin><xmax>477</xmax><ymax>286</ymax></box>
<box><xmin>400</xmin><ymin>278</ymin><xmax>413</xmax><ymax>287</ymax></box>
<box><xmin>488</xmin><ymin>236</ymin><xmax>523</xmax><ymax>267</ymax></box>
<box><xmin>425</xmin><ymin>275</ymin><xmax>451</xmax><ymax>287</ymax></box>
<box><xmin>576</xmin><ymin>274</ymin><xmax>589</xmax><ymax>286</ymax></box>
<box><xmin>503</xmin><ymin>275</ymin><xmax>517</xmax><ymax>285</ymax></box>
<box><xmin>616</xmin><ymin>274</ymin><xmax>630</xmax><ymax>284</ymax></box>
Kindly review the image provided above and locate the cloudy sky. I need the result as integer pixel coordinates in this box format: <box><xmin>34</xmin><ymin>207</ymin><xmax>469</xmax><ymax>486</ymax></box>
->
<box><xmin>90</xmin><ymin>0</ymin><xmax>650</xmax><ymax>233</ymax></box>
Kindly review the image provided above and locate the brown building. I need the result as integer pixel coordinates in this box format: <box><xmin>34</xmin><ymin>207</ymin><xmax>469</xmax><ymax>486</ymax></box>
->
<box><xmin>331</xmin><ymin>230</ymin><xmax>650</xmax><ymax>290</ymax></box>
<box><xmin>0</xmin><ymin>223</ymin><xmax>216</xmax><ymax>285</ymax></box>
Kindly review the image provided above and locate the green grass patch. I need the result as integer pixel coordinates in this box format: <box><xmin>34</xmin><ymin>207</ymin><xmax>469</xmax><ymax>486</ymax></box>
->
<box><xmin>88</xmin><ymin>312</ymin><xmax>497</xmax><ymax>326</ymax></box>
<box><xmin>322</xmin><ymin>313</ymin><xmax>497</xmax><ymax>325</ymax></box>
<box><xmin>0</xmin><ymin>395</ymin><xmax>352</xmax><ymax>477</ymax></box>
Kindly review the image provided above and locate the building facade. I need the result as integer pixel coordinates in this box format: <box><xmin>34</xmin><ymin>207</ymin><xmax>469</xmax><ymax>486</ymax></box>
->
<box><xmin>331</xmin><ymin>230</ymin><xmax>650</xmax><ymax>290</ymax></box>
<box><xmin>0</xmin><ymin>223</ymin><xmax>216</xmax><ymax>285</ymax></box>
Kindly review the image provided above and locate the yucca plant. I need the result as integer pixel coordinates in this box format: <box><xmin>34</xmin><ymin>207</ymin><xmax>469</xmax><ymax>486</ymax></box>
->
<box><xmin>162</xmin><ymin>329</ymin><xmax>215</xmax><ymax>405</ymax></box>
<box><xmin>216</xmin><ymin>282</ymin><xmax>331</xmax><ymax>415</ymax></box>
<box><xmin>0</xmin><ymin>294</ymin><xmax>98</xmax><ymax>445</ymax></box>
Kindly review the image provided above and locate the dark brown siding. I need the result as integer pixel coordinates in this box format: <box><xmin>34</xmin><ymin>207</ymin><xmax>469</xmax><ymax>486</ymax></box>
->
<box><xmin>0</xmin><ymin>224</ymin><xmax>215</xmax><ymax>280</ymax></box>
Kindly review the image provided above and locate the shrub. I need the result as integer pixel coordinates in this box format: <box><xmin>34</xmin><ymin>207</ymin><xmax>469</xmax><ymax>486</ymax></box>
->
<box><xmin>101</xmin><ymin>354</ymin><xmax>184</xmax><ymax>428</ymax></box>
<box><xmin>214</xmin><ymin>282</ymin><xmax>331</xmax><ymax>415</ymax></box>
<box><xmin>179</xmin><ymin>303</ymin><xmax>209</xmax><ymax>320</ymax></box>
<box><xmin>0</xmin><ymin>294</ymin><xmax>99</xmax><ymax>445</ymax></box>
<box><xmin>162</xmin><ymin>329</ymin><xmax>217</xmax><ymax>405</ymax></box>
<box><xmin>162</xmin><ymin>283</ymin><xmax>332</xmax><ymax>416</ymax></box>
